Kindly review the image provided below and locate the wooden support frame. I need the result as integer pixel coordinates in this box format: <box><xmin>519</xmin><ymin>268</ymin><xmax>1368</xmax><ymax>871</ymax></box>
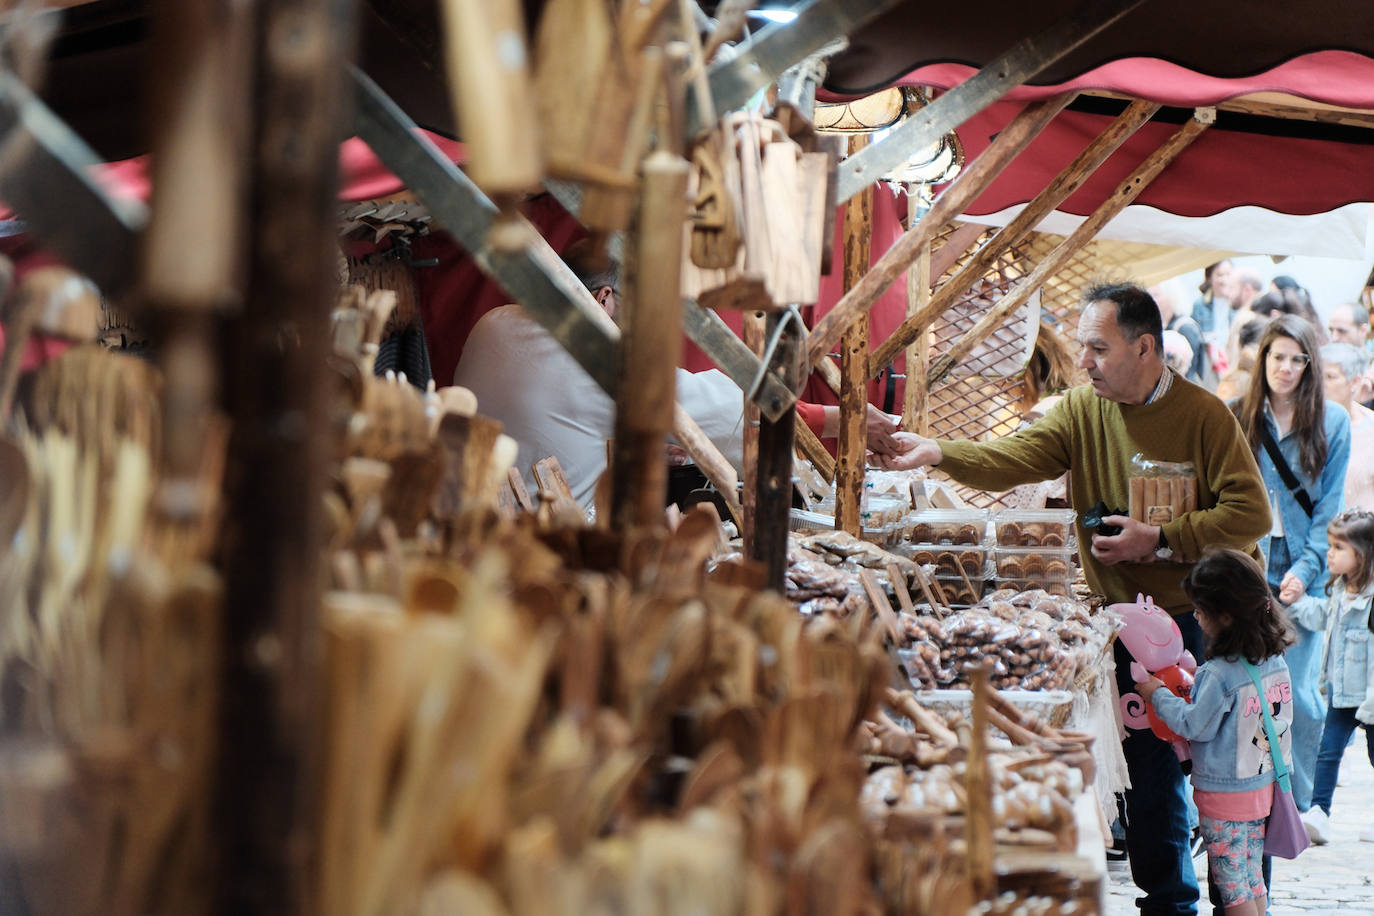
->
<box><xmin>832</xmin><ymin>0</ymin><xmax>1144</xmax><ymax>203</ymax></box>
<box><xmin>806</xmin><ymin>94</ymin><xmax>1072</xmax><ymax>370</ymax></box>
<box><xmin>353</xmin><ymin>70</ymin><xmax>742</xmax><ymax>504</ymax></box>
<box><xmin>924</xmin><ymin>108</ymin><xmax>1216</xmax><ymax>388</ymax></box>
<box><xmin>216</xmin><ymin>1</ymin><xmax>357</xmax><ymax>912</ymax></box>
<box><xmin>612</xmin><ymin>150</ymin><xmax>691</xmax><ymax>530</ymax></box>
<box><xmin>353</xmin><ymin>68</ymin><xmax>621</xmax><ymax>394</ymax></box>
<box><xmin>0</xmin><ymin>70</ymin><xmax>147</xmax><ymax>296</ymax></box>
<box><xmin>834</xmin><ymin>135</ymin><xmax>873</xmax><ymax>536</ymax></box>
<box><xmin>544</xmin><ymin>180</ymin><xmax>798</xmax><ymax>422</ymax></box>
<box><xmin>902</xmin><ymin>199</ymin><xmax>931</xmax><ymax>435</ymax></box>
<box><xmin>867</xmin><ymin>97</ymin><xmax>1162</xmax><ymax>375</ymax></box>
<box><xmin>692</xmin><ymin>0</ymin><xmax>905</xmax><ymax>136</ymax></box>
<box><xmin>794</xmin><ymin>414</ymin><xmax>835</xmax><ymax>482</ymax></box>
<box><xmin>681</xmin><ymin>300</ymin><xmax>797</xmax><ymax>421</ymax></box>
<box><xmin>750</xmin><ymin>310</ymin><xmax>804</xmax><ymax>589</ymax></box>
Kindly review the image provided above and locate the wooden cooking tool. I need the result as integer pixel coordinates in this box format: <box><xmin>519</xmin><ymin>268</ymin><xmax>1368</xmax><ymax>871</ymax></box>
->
<box><xmin>0</xmin><ymin>435</ymin><xmax>30</xmax><ymax>548</ymax></box>
<box><xmin>437</xmin><ymin>0</ymin><xmax>541</xmax><ymax>199</ymax></box>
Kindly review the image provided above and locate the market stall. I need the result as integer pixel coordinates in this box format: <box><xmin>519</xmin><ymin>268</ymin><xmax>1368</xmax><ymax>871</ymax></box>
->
<box><xmin>2</xmin><ymin>1</ymin><xmax>1373</xmax><ymax>915</ymax></box>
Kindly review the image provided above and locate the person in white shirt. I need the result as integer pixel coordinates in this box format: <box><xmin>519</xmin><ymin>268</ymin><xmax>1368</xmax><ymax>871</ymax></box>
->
<box><xmin>1320</xmin><ymin>342</ymin><xmax>1374</xmax><ymax>510</ymax></box>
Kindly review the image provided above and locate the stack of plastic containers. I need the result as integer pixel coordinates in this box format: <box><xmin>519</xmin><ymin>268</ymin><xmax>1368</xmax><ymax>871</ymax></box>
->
<box><xmin>899</xmin><ymin>507</ymin><xmax>992</xmax><ymax>606</ymax></box>
<box><xmin>992</xmin><ymin>508</ymin><xmax>1078</xmax><ymax>596</ymax></box>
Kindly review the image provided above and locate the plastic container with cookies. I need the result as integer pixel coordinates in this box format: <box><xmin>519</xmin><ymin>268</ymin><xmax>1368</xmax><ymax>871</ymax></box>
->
<box><xmin>898</xmin><ymin>542</ymin><xmax>992</xmax><ymax>578</ymax></box>
<box><xmin>994</xmin><ymin>546</ymin><xmax>1075</xmax><ymax>595</ymax></box>
<box><xmin>905</xmin><ymin>508</ymin><xmax>991</xmax><ymax>546</ymax></box>
<box><xmin>993</xmin><ymin>508</ymin><xmax>1077</xmax><ymax>548</ymax></box>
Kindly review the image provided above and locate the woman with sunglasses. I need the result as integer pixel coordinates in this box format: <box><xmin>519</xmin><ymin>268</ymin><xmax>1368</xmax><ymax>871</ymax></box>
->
<box><xmin>1232</xmin><ymin>315</ymin><xmax>1352</xmax><ymax>823</ymax></box>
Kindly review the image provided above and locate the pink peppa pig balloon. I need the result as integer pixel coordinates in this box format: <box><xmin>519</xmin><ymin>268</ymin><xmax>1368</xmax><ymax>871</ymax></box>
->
<box><xmin>1113</xmin><ymin>593</ymin><xmax>1197</xmax><ymax>684</ymax></box>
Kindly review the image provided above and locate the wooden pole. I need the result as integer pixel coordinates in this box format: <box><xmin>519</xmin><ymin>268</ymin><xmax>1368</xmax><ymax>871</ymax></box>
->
<box><xmin>215</xmin><ymin>0</ymin><xmax>356</xmax><ymax>912</ymax></box>
<box><xmin>612</xmin><ymin>149</ymin><xmax>692</xmax><ymax>530</ymax></box>
<box><xmin>968</xmin><ymin>663</ymin><xmax>996</xmax><ymax>902</ymax></box>
<box><xmin>741</xmin><ymin>308</ymin><xmax>765</xmax><ymax>547</ymax></box>
<box><xmin>793</xmin><ymin>414</ymin><xmax>835</xmax><ymax>483</ymax></box>
<box><xmin>926</xmin><ymin>109</ymin><xmax>1215</xmax><ymax>388</ymax></box>
<box><xmin>834</xmin><ymin>135</ymin><xmax>872</xmax><ymax>536</ymax></box>
<box><xmin>902</xmin><ymin>192</ymin><xmax>931</xmax><ymax>435</ymax></box>
<box><xmin>867</xmin><ymin>98</ymin><xmax>1161</xmax><ymax>375</ymax></box>
<box><xmin>806</xmin><ymin>94</ymin><xmax>1072</xmax><ymax>369</ymax></box>
<box><xmin>750</xmin><ymin>310</ymin><xmax>803</xmax><ymax>589</ymax></box>
<box><xmin>142</xmin><ymin>0</ymin><xmax>250</xmax><ymax>520</ymax></box>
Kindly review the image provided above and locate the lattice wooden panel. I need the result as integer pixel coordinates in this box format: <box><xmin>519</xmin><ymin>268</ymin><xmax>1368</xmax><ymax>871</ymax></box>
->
<box><xmin>919</xmin><ymin>224</ymin><xmax>1035</xmax><ymax>509</ymax></box>
<box><xmin>918</xmin><ymin>227</ymin><xmax>1167</xmax><ymax>508</ymax></box>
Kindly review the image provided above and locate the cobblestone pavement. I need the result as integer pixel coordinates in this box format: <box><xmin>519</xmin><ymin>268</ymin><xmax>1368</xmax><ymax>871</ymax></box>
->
<box><xmin>1106</xmin><ymin>741</ymin><xmax>1374</xmax><ymax>915</ymax></box>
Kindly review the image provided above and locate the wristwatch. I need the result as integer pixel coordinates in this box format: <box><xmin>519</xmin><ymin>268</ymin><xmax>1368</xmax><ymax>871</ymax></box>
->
<box><xmin>1154</xmin><ymin>527</ymin><xmax>1174</xmax><ymax>561</ymax></box>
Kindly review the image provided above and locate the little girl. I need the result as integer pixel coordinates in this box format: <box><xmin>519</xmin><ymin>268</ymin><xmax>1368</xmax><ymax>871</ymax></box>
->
<box><xmin>1284</xmin><ymin>507</ymin><xmax>1374</xmax><ymax>846</ymax></box>
<box><xmin>1136</xmin><ymin>547</ymin><xmax>1295</xmax><ymax>916</ymax></box>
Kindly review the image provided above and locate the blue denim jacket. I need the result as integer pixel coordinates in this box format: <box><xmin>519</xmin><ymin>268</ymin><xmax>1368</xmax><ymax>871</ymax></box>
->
<box><xmin>1256</xmin><ymin>401</ymin><xmax>1350</xmax><ymax>597</ymax></box>
<box><xmin>1150</xmin><ymin>654</ymin><xmax>1294</xmax><ymax>793</ymax></box>
<box><xmin>1291</xmin><ymin>583</ymin><xmax>1374</xmax><ymax>708</ymax></box>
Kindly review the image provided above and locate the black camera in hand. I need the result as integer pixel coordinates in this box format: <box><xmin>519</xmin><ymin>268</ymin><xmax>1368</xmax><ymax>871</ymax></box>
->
<box><xmin>1082</xmin><ymin>500</ymin><xmax>1129</xmax><ymax>538</ymax></box>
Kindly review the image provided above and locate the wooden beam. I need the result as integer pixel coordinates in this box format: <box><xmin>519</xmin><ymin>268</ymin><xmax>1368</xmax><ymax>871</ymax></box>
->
<box><xmin>811</xmin><ymin>219</ymin><xmax>984</xmax><ymax>397</ymax></box>
<box><xmin>794</xmin><ymin>414</ymin><xmax>835</xmax><ymax>483</ymax></box>
<box><xmin>353</xmin><ymin>68</ymin><xmax>622</xmax><ymax>395</ymax></box>
<box><xmin>612</xmin><ymin>150</ymin><xmax>691</xmax><ymax>530</ymax></box>
<box><xmin>750</xmin><ymin>310</ymin><xmax>804</xmax><ymax>589</ymax></box>
<box><xmin>833</xmin><ymin>0</ymin><xmax>1145</xmax><ymax>202</ymax></box>
<box><xmin>216</xmin><ymin>0</ymin><xmax>356</xmax><ymax>912</ymax></box>
<box><xmin>927</xmin><ymin>109</ymin><xmax>1216</xmax><ymax>388</ymax></box>
<box><xmin>806</xmin><ymin>94</ymin><xmax>1072</xmax><ymax>369</ymax></box>
<box><xmin>672</xmin><ymin>404</ymin><xmax>744</xmax><ymax>527</ymax></box>
<box><xmin>902</xmin><ymin>199</ymin><xmax>930</xmax><ymax>435</ymax></box>
<box><xmin>694</xmin><ymin>0</ymin><xmax>905</xmax><ymax>136</ymax></box>
<box><xmin>681</xmin><ymin>300</ymin><xmax>796</xmax><ymax>422</ymax></box>
<box><xmin>0</xmin><ymin>70</ymin><xmax>147</xmax><ymax>296</ymax></box>
<box><xmin>867</xmin><ymin>97</ymin><xmax>1161</xmax><ymax>376</ymax></box>
<box><xmin>740</xmin><ymin>310</ymin><xmax>765</xmax><ymax>547</ymax></box>
<box><xmin>834</xmin><ymin>135</ymin><xmax>872</xmax><ymax>537</ymax></box>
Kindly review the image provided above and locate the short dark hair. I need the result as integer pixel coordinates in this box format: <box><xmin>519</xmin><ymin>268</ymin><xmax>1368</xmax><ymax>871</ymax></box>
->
<box><xmin>1237</xmin><ymin>318</ymin><xmax>1267</xmax><ymax>348</ymax></box>
<box><xmin>1083</xmin><ymin>283</ymin><xmax>1163</xmax><ymax>356</ymax></box>
<box><xmin>1182</xmin><ymin>547</ymin><xmax>1294</xmax><ymax>664</ymax></box>
<box><xmin>563</xmin><ymin>238</ymin><xmax>621</xmax><ymax>293</ymax></box>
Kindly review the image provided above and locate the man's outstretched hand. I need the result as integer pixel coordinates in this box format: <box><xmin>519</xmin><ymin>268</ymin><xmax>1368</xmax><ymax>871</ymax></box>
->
<box><xmin>874</xmin><ymin>432</ymin><xmax>943</xmax><ymax>470</ymax></box>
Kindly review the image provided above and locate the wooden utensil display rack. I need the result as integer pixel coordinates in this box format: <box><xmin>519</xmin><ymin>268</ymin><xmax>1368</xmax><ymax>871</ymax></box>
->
<box><xmin>0</xmin><ymin>0</ymin><xmax>1264</xmax><ymax>913</ymax></box>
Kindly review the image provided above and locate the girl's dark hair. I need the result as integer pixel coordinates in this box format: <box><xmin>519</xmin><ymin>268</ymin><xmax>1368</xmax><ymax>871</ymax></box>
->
<box><xmin>1236</xmin><ymin>314</ymin><xmax>1328</xmax><ymax>479</ymax></box>
<box><xmin>1328</xmin><ymin>508</ymin><xmax>1374</xmax><ymax>598</ymax></box>
<box><xmin>1182</xmin><ymin>547</ymin><xmax>1294</xmax><ymax>664</ymax></box>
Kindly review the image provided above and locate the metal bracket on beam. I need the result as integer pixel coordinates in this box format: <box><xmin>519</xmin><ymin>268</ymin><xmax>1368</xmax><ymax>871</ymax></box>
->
<box><xmin>833</xmin><ymin>0</ymin><xmax>1145</xmax><ymax>202</ymax></box>
<box><xmin>692</xmin><ymin>0</ymin><xmax>905</xmax><ymax>137</ymax></box>
<box><xmin>543</xmin><ymin>179</ymin><xmax>795</xmax><ymax>421</ymax></box>
<box><xmin>0</xmin><ymin>69</ymin><xmax>147</xmax><ymax>296</ymax></box>
<box><xmin>682</xmin><ymin>300</ymin><xmax>796</xmax><ymax>422</ymax></box>
<box><xmin>353</xmin><ymin>68</ymin><xmax>622</xmax><ymax>396</ymax></box>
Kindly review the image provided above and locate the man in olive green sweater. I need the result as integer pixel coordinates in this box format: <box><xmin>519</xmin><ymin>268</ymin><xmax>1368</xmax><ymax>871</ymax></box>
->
<box><xmin>883</xmin><ymin>284</ymin><xmax>1271</xmax><ymax>916</ymax></box>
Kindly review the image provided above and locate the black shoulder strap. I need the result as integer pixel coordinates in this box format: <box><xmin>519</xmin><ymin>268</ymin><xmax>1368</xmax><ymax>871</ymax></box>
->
<box><xmin>1259</xmin><ymin>426</ymin><xmax>1315</xmax><ymax>517</ymax></box>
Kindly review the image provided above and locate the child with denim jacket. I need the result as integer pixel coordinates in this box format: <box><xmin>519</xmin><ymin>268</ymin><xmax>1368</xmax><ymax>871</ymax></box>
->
<box><xmin>1136</xmin><ymin>548</ymin><xmax>1295</xmax><ymax>916</ymax></box>
<box><xmin>1284</xmin><ymin>507</ymin><xmax>1374</xmax><ymax>846</ymax></box>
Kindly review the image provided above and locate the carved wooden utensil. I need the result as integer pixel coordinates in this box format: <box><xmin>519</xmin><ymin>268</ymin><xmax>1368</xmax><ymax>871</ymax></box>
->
<box><xmin>0</xmin><ymin>435</ymin><xmax>30</xmax><ymax>548</ymax></box>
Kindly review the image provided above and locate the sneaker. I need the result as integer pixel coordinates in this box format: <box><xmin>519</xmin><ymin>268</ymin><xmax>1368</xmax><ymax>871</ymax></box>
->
<box><xmin>1300</xmin><ymin>807</ymin><xmax>1331</xmax><ymax>845</ymax></box>
<box><xmin>1190</xmin><ymin>825</ymin><xmax>1206</xmax><ymax>859</ymax></box>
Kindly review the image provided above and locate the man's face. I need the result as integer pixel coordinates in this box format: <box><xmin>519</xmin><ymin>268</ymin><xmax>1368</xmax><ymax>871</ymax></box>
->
<box><xmin>1327</xmin><ymin>305</ymin><xmax>1368</xmax><ymax>347</ymax></box>
<box><xmin>1323</xmin><ymin>363</ymin><xmax>1354</xmax><ymax>410</ymax></box>
<box><xmin>1076</xmin><ymin>301</ymin><xmax>1154</xmax><ymax>404</ymax></box>
<box><xmin>1209</xmin><ymin>262</ymin><xmax>1237</xmax><ymax>304</ymax></box>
